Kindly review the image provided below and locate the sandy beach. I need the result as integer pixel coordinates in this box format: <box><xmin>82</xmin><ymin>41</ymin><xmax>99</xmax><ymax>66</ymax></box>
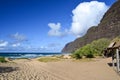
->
<box><xmin>0</xmin><ymin>57</ymin><xmax>120</xmax><ymax>80</ymax></box>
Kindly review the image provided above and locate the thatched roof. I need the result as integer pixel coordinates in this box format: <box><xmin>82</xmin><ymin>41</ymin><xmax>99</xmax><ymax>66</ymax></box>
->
<box><xmin>113</xmin><ymin>41</ymin><xmax>120</xmax><ymax>48</ymax></box>
<box><xmin>108</xmin><ymin>42</ymin><xmax>116</xmax><ymax>48</ymax></box>
<box><xmin>108</xmin><ymin>41</ymin><xmax>120</xmax><ymax>49</ymax></box>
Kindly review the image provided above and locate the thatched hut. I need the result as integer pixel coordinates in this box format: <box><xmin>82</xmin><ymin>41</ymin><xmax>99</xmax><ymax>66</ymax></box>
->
<box><xmin>106</xmin><ymin>41</ymin><xmax>120</xmax><ymax>73</ymax></box>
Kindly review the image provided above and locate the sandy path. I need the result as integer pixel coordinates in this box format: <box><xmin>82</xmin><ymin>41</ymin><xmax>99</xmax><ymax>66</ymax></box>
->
<box><xmin>0</xmin><ymin>58</ymin><xmax>120</xmax><ymax>80</ymax></box>
<box><xmin>0</xmin><ymin>59</ymin><xmax>64</xmax><ymax>80</ymax></box>
<box><xmin>45</xmin><ymin>58</ymin><xmax>120</xmax><ymax>80</ymax></box>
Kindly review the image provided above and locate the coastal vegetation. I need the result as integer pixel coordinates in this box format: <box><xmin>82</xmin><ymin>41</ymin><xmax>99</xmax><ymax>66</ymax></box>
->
<box><xmin>111</xmin><ymin>36</ymin><xmax>120</xmax><ymax>42</ymax></box>
<box><xmin>0</xmin><ymin>57</ymin><xmax>7</xmax><ymax>63</ymax></box>
<box><xmin>38</xmin><ymin>57</ymin><xmax>60</xmax><ymax>62</ymax></box>
<box><xmin>72</xmin><ymin>38</ymin><xmax>110</xmax><ymax>59</ymax></box>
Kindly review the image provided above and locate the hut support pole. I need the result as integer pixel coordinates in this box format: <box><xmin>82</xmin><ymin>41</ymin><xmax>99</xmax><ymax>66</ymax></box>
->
<box><xmin>112</xmin><ymin>52</ymin><xmax>115</xmax><ymax>69</ymax></box>
<box><xmin>116</xmin><ymin>49</ymin><xmax>120</xmax><ymax>72</ymax></box>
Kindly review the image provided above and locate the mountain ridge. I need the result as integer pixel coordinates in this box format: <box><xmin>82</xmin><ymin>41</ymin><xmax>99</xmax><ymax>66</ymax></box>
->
<box><xmin>62</xmin><ymin>0</ymin><xmax>120</xmax><ymax>53</ymax></box>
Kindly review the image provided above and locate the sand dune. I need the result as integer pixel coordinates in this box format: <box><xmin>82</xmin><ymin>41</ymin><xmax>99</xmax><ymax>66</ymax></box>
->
<box><xmin>0</xmin><ymin>58</ymin><xmax>120</xmax><ymax>80</ymax></box>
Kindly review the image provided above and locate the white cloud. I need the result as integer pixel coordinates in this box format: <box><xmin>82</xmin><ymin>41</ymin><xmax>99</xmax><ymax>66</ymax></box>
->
<box><xmin>12</xmin><ymin>43</ymin><xmax>20</xmax><ymax>47</ymax></box>
<box><xmin>0</xmin><ymin>40</ymin><xmax>8</xmax><ymax>47</ymax></box>
<box><xmin>10</xmin><ymin>32</ymin><xmax>27</xmax><ymax>42</ymax></box>
<box><xmin>47</xmin><ymin>1</ymin><xmax>109</xmax><ymax>38</ymax></box>
<box><xmin>70</xmin><ymin>1</ymin><xmax>109</xmax><ymax>37</ymax></box>
<box><xmin>48</xmin><ymin>23</ymin><xmax>67</xmax><ymax>37</ymax></box>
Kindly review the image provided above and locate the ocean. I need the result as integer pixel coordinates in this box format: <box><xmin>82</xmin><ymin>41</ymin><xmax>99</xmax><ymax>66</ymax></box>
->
<box><xmin>0</xmin><ymin>52</ymin><xmax>62</xmax><ymax>59</ymax></box>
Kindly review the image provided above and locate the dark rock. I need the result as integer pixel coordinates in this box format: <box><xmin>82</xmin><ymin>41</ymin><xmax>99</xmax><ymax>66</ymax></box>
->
<box><xmin>62</xmin><ymin>0</ymin><xmax>120</xmax><ymax>53</ymax></box>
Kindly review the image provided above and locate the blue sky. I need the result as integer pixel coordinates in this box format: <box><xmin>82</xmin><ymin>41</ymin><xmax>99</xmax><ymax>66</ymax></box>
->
<box><xmin>0</xmin><ymin>0</ymin><xmax>116</xmax><ymax>52</ymax></box>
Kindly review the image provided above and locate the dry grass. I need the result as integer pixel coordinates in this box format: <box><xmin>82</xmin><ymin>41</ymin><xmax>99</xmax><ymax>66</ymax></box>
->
<box><xmin>38</xmin><ymin>57</ymin><xmax>61</xmax><ymax>62</ymax></box>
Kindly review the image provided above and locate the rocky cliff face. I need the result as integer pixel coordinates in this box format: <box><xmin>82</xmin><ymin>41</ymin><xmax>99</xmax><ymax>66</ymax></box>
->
<box><xmin>62</xmin><ymin>0</ymin><xmax>120</xmax><ymax>53</ymax></box>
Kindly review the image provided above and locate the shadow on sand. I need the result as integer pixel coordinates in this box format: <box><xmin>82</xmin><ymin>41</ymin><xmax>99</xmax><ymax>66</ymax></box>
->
<box><xmin>0</xmin><ymin>66</ymin><xmax>19</xmax><ymax>73</ymax></box>
<box><xmin>107</xmin><ymin>63</ymin><xmax>117</xmax><ymax>67</ymax></box>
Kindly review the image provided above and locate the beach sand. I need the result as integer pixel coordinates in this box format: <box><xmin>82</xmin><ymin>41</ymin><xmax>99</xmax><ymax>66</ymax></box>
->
<box><xmin>0</xmin><ymin>58</ymin><xmax>120</xmax><ymax>80</ymax></box>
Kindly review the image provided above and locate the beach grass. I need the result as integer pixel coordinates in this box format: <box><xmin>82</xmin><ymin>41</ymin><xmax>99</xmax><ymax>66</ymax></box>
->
<box><xmin>0</xmin><ymin>57</ymin><xmax>7</xmax><ymax>63</ymax></box>
<box><xmin>52</xmin><ymin>55</ymin><xmax>64</xmax><ymax>58</ymax></box>
<box><xmin>38</xmin><ymin>57</ymin><xmax>60</xmax><ymax>62</ymax></box>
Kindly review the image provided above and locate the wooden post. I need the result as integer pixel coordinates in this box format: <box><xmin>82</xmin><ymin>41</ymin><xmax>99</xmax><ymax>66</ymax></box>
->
<box><xmin>116</xmin><ymin>49</ymin><xmax>120</xmax><ymax>72</ymax></box>
<box><xmin>112</xmin><ymin>52</ymin><xmax>115</xmax><ymax>69</ymax></box>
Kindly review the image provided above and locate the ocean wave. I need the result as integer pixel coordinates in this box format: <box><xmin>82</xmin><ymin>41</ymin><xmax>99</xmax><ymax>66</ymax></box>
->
<box><xmin>9</xmin><ymin>54</ymin><xmax>44</xmax><ymax>59</ymax></box>
<box><xmin>0</xmin><ymin>52</ymin><xmax>61</xmax><ymax>59</ymax></box>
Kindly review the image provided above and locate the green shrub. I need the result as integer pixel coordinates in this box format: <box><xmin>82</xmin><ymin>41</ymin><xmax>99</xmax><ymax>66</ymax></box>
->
<box><xmin>72</xmin><ymin>38</ymin><xmax>110</xmax><ymax>59</ymax></box>
<box><xmin>72</xmin><ymin>53</ymin><xmax>83</xmax><ymax>59</ymax></box>
<box><xmin>91</xmin><ymin>38</ymin><xmax>110</xmax><ymax>56</ymax></box>
<box><xmin>72</xmin><ymin>48</ymin><xmax>84</xmax><ymax>59</ymax></box>
<box><xmin>0</xmin><ymin>57</ymin><xmax>7</xmax><ymax>63</ymax></box>
<box><xmin>86</xmin><ymin>53</ymin><xmax>94</xmax><ymax>58</ymax></box>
